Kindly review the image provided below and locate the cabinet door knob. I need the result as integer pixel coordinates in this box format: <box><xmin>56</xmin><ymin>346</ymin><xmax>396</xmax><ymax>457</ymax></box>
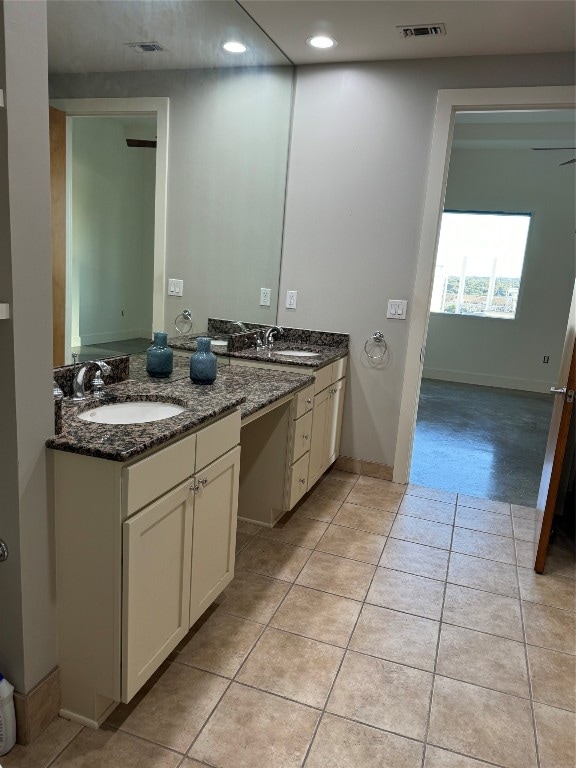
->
<box><xmin>190</xmin><ymin>483</ymin><xmax>200</xmax><ymax>493</ymax></box>
<box><xmin>200</xmin><ymin>478</ymin><xmax>208</xmax><ymax>487</ymax></box>
<box><xmin>303</xmin><ymin>434</ymin><xmax>309</xmax><ymax>440</ymax></box>
<box><xmin>299</xmin><ymin>478</ymin><xmax>306</xmax><ymax>485</ymax></box>
<box><xmin>306</xmin><ymin>398</ymin><xmax>312</xmax><ymax>404</ymax></box>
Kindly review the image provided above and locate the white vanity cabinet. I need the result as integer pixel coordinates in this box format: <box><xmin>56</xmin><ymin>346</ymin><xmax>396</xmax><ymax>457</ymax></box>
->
<box><xmin>52</xmin><ymin>410</ymin><xmax>240</xmax><ymax>727</ymax></box>
<box><xmin>232</xmin><ymin>355</ymin><xmax>347</xmax><ymax>500</ymax></box>
<box><xmin>285</xmin><ymin>385</ymin><xmax>315</xmax><ymax>509</ymax></box>
<box><xmin>307</xmin><ymin>358</ymin><xmax>347</xmax><ymax>489</ymax></box>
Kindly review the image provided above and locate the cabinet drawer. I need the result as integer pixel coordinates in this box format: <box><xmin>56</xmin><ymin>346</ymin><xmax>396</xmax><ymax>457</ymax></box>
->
<box><xmin>291</xmin><ymin>411</ymin><xmax>313</xmax><ymax>464</ymax></box>
<box><xmin>124</xmin><ymin>433</ymin><xmax>196</xmax><ymax>517</ymax></box>
<box><xmin>332</xmin><ymin>356</ymin><xmax>347</xmax><ymax>382</ymax></box>
<box><xmin>314</xmin><ymin>364</ymin><xmax>333</xmax><ymax>394</ymax></box>
<box><xmin>196</xmin><ymin>410</ymin><xmax>241</xmax><ymax>472</ymax></box>
<box><xmin>294</xmin><ymin>385</ymin><xmax>315</xmax><ymax>419</ymax></box>
<box><xmin>287</xmin><ymin>452</ymin><xmax>310</xmax><ymax>510</ymax></box>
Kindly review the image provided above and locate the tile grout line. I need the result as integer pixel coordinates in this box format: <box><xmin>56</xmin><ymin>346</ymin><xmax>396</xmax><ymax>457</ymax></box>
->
<box><xmin>198</xmin><ymin>602</ymin><xmax>569</xmax><ymax>707</ymax></box>
<box><xmin>184</xmin><ymin>487</ymin><xmax>349</xmax><ymax>764</ymax></box>
<box><xmin>300</xmin><ymin>480</ymin><xmax>406</xmax><ymax>767</ymax></box>
<box><xmin>45</xmin><ymin>724</ymin><xmax>87</xmax><ymax>768</ymax></box>
<box><xmin>419</xmin><ymin>498</ymin><xmax>457</xmax><ymax>768</ymax></box>
<box><xmin>515</xmin><ymin>553</ymin><xmax>543</xmax><ymax>768</ymax></box>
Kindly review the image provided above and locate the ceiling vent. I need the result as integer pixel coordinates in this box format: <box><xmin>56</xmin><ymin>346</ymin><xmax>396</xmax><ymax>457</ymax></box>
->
<box><xmin>397</xmin><ymin>24</ymin><xmax>446</xmax><ymax>38</ymax></box>
<box><xmin>125</xmin><ymin>41</ymin><xmax>167</xmax><ymax>53</ymax></box>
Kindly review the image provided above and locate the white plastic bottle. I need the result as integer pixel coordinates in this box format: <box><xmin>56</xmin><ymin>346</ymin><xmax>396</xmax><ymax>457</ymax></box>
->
<box><xmin>0</xmin><ymin>673</ymin><xmax>16</xmax><ymax>756</ymax></box>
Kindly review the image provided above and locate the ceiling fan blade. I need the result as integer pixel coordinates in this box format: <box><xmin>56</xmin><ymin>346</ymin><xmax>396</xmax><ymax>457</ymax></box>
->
<box><xmin>559</xmin><ymin>158</ymin><xmax>576</xmax><ymax>166</ymax></box>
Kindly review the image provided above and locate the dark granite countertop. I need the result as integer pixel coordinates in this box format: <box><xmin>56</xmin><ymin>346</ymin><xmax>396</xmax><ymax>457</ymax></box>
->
<box><xmin>169</xmin><ymin>336</ymin><xmax>347</xmax><ymax>369</ymax></box>
<box><xmin>168</xmin><ymin>334</ymin><xmax>230</xmax><ymax>354</ymax></box>
<box><xmin>168</xmin><ymin>323</ymin><xmax>349</xmax><ymax>371</ymax></box>
<box><xmin>47</xmin><ymin>364</ymin><xmax>313</xmax><ymax>462</ymax></box>
<box><xmin>227</xmin><ymin>342</ymin><xmax>348</xmax><ymax>369</ymax></box>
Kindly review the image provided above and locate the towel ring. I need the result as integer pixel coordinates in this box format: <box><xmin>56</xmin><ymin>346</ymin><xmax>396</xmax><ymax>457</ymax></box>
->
<box><xmin>174</xmin><ymin>309</ymin><xmax>193</xmax><ymax>335</ymax></box>
<box><xmin>364</xmin><ymin>331</ymin><xmax>388</xmax><ymax>361</ymax></box>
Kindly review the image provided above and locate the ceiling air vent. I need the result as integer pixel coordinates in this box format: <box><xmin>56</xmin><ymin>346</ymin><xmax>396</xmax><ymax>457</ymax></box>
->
<box><xmin>125</xmin><ymin>41</ymin><xmax>167</xmax><ymax>53</ymax></box>
<box><xmin>397</xmin><ymin>23</ymin><xmax>446</xmax><ymax>38</ymax></box>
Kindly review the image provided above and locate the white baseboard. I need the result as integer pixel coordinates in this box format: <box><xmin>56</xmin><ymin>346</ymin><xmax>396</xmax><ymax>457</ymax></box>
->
<box><xmin>77</xmin><ymin>328</ymin><xmax>151</xmax><ymax>346</ymax></box>
<box><xmin>422</xmin><ymin>367</ymin><xmax>553</xmax><ymax>394</ymax></box>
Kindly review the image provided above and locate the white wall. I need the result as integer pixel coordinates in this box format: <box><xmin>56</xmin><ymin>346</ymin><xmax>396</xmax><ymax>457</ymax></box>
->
<box><xmin>50</xmin><ymin>67</ymin><xmax>293</xmax><ymax>335</ymax></box>
<box><xmin>423</xmin><ymin>147</ymin><xmax>575</xmax><ymax>392</ymax></box>
<box><xmin>0</xmin><ymin>0</ymin><xmax>57</xmax><ymax>693</ymax></box>
<box><xmin>72</xmin><ymin>117</ymin><xmax>155</xmax><ymax>345</ymax></box>
<box><xmin>278</xmin><ymin>53</ymin><xmax>575</xmax><ymax>467</ymax></box>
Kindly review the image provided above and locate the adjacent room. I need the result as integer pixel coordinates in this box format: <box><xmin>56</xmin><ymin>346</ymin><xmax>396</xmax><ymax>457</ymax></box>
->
<box><xmin>410</xmin><ymin>109</ymin><xmax>576</xmax><ymax>507</ymax></box>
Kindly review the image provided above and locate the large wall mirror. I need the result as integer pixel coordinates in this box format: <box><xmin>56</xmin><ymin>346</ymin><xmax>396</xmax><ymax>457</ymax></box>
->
<box><xmin>47</xmin><ymin>0</ymin><xmax>294</xmax><ymax>365</ymax></box>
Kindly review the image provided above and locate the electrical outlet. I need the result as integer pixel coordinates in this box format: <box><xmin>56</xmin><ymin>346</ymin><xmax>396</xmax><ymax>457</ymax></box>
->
<box><xmin>260</xmin><ymin>288</ymin><xmax>271</xmax><ymax>307</ymax></box>
<box><xmin>543</xmin><ymin>355</ymin><xmax>550</xmax><ymax>364</ymax></box>
<box><xmin>168</xmin><ymin>278</ymin><xmax>184</xmax><ymax>297</ymax></box>
<box><xmin>286</xmin><ymin>290</ymin><xmax>298</xmax><ymax>310</ymax></box>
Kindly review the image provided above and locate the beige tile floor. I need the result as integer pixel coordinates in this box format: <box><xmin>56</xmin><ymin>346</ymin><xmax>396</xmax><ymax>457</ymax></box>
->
<box><xmin>4</xmin><ymin>470</ymin><xmax>575</xmax><ymax>768</ymax></box>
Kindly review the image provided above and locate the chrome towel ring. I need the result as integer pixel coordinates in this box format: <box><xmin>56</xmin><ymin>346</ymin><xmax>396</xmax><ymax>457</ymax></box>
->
<box><xmin>174</xmin><ymin>309</ymin><xmax>193</xmax><ymax>335</ymax></box>
<box><xmin>364</xmin><ymin>331</ymin><xmax>388</xmax><ymax>361</ymax></box>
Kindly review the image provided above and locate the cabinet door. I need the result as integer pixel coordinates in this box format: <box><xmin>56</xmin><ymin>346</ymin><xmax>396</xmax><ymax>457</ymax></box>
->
<box><xmin>122</xmin><ymin>480</ymin><xmax>193</xmax><ymax>702</ymax></box>
<box><xmin>307</xmin><ymin>387</ymin><xmax>330</xmax><ymax>490</ymax></box>
<box><xmin>189</xmin><ymin>446</ymin><xmax>241</xmax><ymax>627</ymax></box>
<box><xmin>326</xmin><ymin>379</ymin><xmax>346</xmax><ymax>467</ymax></box>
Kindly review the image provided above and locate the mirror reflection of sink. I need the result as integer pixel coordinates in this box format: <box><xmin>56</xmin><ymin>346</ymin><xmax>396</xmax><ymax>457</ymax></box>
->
<box><xmin>272</xmin><ymin>350</ymin><xmax>320</xmax><ymax>358</ymax></box>
<box><xmin>78</xmin><ymin>401</ymin><xmax>185</xmax><ymax>425</ymax></box>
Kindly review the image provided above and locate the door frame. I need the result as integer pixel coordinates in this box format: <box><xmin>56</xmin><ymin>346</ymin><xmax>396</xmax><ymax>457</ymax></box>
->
<box><xmin>49</xmin><ymin>97</ymin><xmax>169</xmax><ymax>353</ymax></box>
<box><xmin>393</xmin><ymin>85</ymin><xmax>576</xmax><ymax>485</ymax></box>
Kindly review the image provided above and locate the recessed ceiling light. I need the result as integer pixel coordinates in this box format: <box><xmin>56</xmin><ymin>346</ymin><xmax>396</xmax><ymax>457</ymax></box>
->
<box><xmin>306</xmin><ymin>35</ymin><xmax>337</xmax><ymax>49</ymax></box>
<box><xmin>222</xmin><ymin>41</ymin><xmax>248</xmax><ymax>54</ymax></box>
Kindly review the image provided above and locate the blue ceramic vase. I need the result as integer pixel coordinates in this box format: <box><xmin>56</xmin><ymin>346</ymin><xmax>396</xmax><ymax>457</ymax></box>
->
<box><xmin>190</xmin><ymin>337</ymin><xmax>217</xmax><ymax>384</ymax></box>
<box><xmin>146</xmin><ymin>332</ymin><xmax>173</xmax><ymax>378</ymax></box>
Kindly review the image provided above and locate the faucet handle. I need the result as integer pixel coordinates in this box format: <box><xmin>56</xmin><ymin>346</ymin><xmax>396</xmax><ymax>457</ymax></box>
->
<box><xmin>91</xmin><ymin>371</ymin><xmax>105</xmax><ymax>399</ymax></box>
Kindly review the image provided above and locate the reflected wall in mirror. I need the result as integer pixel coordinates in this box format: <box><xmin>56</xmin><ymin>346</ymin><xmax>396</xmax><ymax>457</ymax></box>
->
<box><xmin>47</xmin><ymin>0</ymin><xmax>294</xmax><ymax>365</ymax></box>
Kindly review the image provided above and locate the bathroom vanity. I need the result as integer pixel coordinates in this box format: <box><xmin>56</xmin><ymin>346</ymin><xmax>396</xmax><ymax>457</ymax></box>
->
<box><xmin>48</xmin><ymin>329</ymin><xmax>348</xmax><ymax>727</ymax></box>
<box><xmin>50</xmin><ymin>395</ymin><xmax>244</xmax><ymax>727</ymax></box>
<box><xmin>235</xmin><ymin>356</ymin><xmax>347</xmax><ymax>525</ymax></box>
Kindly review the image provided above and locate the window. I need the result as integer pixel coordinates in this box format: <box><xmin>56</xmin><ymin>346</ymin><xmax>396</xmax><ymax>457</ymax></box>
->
<box><xmin>430</xmin><ymin>211</ymin><xmax>531</xmax><ymax>319</ymax></box>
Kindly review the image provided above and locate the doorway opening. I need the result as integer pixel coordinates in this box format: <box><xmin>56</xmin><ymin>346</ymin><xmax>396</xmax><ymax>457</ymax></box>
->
<box><xmin>68</xmin><ymin>114</ymin><xmax>157</xmax><ymax>362</ymax></box>
<box><xmin>49</xmin><ymin>96</ymin><xmax>169</xmax><ymax>366</ymax></box>
<box><xmin>409</xmin><ymin>108</ymin><xmax>575</xmax><ymax>508</ymax></box>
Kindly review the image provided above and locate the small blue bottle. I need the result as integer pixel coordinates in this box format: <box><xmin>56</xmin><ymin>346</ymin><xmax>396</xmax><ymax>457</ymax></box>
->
<box><xmin>146</xmin><ymin>332</ymin><xmax>173</xmax><ymax>378</ymax></box>
<box><xmin>190</xmin><ymin>337</ymin><xmax>217</xmax><ymax>384</ymax></box>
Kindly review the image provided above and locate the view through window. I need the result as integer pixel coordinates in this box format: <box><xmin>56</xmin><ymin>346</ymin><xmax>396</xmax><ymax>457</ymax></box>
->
<box><xmin>430</xmin><ymin>211</ymin><xmax>531</xmax><ymax>319</ymax></box>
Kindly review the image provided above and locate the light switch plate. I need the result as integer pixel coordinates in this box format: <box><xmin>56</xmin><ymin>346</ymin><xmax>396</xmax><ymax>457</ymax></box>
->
<box><xmin>387</xmin><ymin>299</ymin><xmax>407</xmax><ymax>319</ymax></box>
<box><xmin>286</xmin><ymin>290</ymin><xmax>298</xmax><ymax>310</ymax></box>
<box><xmin>168</xmin><ymin>278</ymin><xmax>184</xmax><ymax>297</ymax></box>
<box><xmin>260</xmin><ymin>288</ymin><xmax>271</xmax><ymax>306</ymax></box>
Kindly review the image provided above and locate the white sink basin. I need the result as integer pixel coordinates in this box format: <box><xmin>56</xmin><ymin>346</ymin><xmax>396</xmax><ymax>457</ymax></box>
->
<box><xmin>211</xmin><ymin>339</ymin><xmax>228</xmax><ymax>348</ymax></box>
<box><xmin>78</xmin><ymin>401</ymin><xmax>185</xmax><ymax>425</ymax></box>
<box><xmin>273</xmin><ymin>350</ymin><xmax>319</xmax><ymax>358</ymax></box>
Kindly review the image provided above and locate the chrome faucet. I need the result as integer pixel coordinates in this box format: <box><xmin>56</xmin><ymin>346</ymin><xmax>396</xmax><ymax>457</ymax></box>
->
<box><xmin>231</xmin><ymin>321</ymin><xmax>247</xmax><ymax>333</ymax></box>
<box><xmin>264</xmin><ymin>325</ymin><xmax>284</xmax><ymax>350</ymax></box>
<box><xmin>71</xmin><ymin>360</ymin><xmax>111</xmax><ymax>401</ymax></box>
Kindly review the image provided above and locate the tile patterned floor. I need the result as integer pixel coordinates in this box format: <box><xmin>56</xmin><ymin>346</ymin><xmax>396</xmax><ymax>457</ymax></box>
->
<box><xmin>4</xmin><ymin>471</ymin><xmax>575</xmax><ymax>768</ymax></box>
